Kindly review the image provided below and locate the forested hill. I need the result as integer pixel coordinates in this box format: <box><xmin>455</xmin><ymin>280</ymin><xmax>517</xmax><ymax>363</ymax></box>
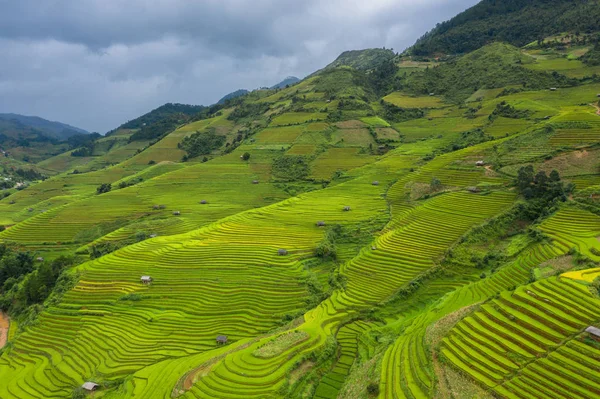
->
<box><xmin>116</xmin><ymin>103</ymin><xmax>205</xmax><ymax>131</ymax></box>
<box><xmin>0</xmin><ymin>113</ymin><xmax>88</xmax><ymax>140</ymax></box>
<box><xmin>410</xmin><ymin>0</ymin><xmax>600</xmax><ymax>56</ymax></box>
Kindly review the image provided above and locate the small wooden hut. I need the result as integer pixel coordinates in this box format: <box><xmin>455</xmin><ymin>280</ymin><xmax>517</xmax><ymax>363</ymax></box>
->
<box><xmin>82</xmin><ymin>382</ymin><xmax>99</xmax><ymax>391</ymax></box>
<box><xmin>141</xmin><ymin>276</ymin><xmax>152</xmax><ymax>284</ymax></box>
<box><xmin>216</xmin><ymin>335</ymin><xmax>228</xmax><ymax>344</ymax></box>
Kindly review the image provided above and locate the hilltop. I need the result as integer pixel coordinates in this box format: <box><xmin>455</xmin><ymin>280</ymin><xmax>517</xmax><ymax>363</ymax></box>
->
<box><xmin>410</xmin><ymin>0</ymin><xmax>600</xmax><ymax>56</ymax></box>
<box><xmin>217</xmin><ymin>89</ymin><xmax>250</xmax><ymax>104</ymax></box>
<box><xmin>0</xmin><ymin>1</ymin><xmax>599</xmax><ymax>398</ymax></box>
<box><xmin>322</xmin><ymin>48</ymin><xmax>396</xmax><ymax>71</ymax></box>
<box><xmin>270</xmin><ymin>76</ymin><xmax>301</xmax><ymax>89</ymax></box>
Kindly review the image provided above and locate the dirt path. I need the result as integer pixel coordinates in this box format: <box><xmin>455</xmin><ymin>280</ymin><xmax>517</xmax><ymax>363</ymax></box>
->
<box><xmin>590</xmin><ymin>103</ymin><xmax>600</xmax><ymax>116</ymax></box>
<box><xmin>0</xmin><ymin>312</ymin><xmax>9</xmax><ymax>349</ymax></box>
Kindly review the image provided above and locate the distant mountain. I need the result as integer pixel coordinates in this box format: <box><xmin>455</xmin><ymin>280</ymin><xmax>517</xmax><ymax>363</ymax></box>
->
<box><xmin>410</xmin><ymin>0</ymin><xmax>600</xmax><ymax>56</ymax></box>
<box><xmin>0</xmin><ymin>113</ymin><xmax>89</xmax><ymax>140</ymax></box>
<box><xmin>270</xmin><ymin>76</ymin><xmax>300</xmax><ymax>89</ymax></box>
<box><xmin>117</xmin><ymin>103</ymin><xmax>205</xmax><ymax>131</ymax></box>
<box><xmin>217</xmin><ymin>89</ymin><xmax>250</xmax><ymax>104</ymax></box>
<box><xmin>322</xmin><ymin>48</ymin><xmax>395</xmax><ymax>72</ymax></box>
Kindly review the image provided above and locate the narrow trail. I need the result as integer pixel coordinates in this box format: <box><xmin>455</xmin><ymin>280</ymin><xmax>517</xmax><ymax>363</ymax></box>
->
<box><xmin>0</xmin><ymin>312</ymin><xmax>9</xmax><ymax>349</ymax></box>
<box><xmin>590</xmin><ymin>102</ymin><xmax>600</xmax><ymax>116</ymax></box>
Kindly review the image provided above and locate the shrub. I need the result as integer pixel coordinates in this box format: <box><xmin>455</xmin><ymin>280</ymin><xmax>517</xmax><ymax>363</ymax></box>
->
<box><xmin>367</xmin><ymin>383</ymin><xmax>380</xmax><ymax>396</ymax></box>
<box><xmin>96</xmin><ymin>183</ymin><xmax>111</xmax><ymax>195</ymax></box>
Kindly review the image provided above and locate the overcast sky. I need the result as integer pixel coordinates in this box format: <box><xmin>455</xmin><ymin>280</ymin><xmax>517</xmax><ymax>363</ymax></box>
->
<box><xmin>0</xmin><ymin>0</ymin><xmax>478</xmax><ymax>133</ymax></box>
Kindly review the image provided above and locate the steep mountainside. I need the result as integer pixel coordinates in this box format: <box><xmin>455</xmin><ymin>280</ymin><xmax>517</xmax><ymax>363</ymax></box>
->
<box><xmin>410</xmin><ymin>0</ymin><xmax>600</xmax><ymax>55</ymax></box>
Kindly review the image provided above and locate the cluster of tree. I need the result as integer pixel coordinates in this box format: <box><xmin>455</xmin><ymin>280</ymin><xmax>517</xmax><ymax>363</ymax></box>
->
<box><xmin>178</xmin><ymin>130</ymin><xmax>226</xmax><ymax>159</ymax></box>
<box><xmin>272</xmin><ymin>155</ymin><xmax>310</xmax><ymax>181</ymax></box>
<box><xmin>118</xmin><ymin>177</ymin><xmax>143</xmax><ymax>189</ymax></box>
<box><xmin>410</xmin><ymin>0</ymin><xmax>600</xmax><ymax>56</ymax></box>
<box><xmin>227</xmin><ymin>102</ymin><xmax>270</xmax><ymax>122</ymax></box>
<box><xmin>369</xmin><ymin>57</ymin><xmax>402</xmax><ymax>96</ymax></box>
<box><xmin>0</xmin><ymin>245</ymin><xmax>74</xmax><ymax>312</ymax></box>
<box><xmin>71</xmin><ymin>144</ymin><xmax>94</xmax><ymax>157</ymax></box>
<box><xmin>516</xmin><ymin>166</ymin><xmax>573</xmax><ymax>201</ymax></box>
<box><xmin>14</xmin><ymin>168</ymin><xmax>45</xmax><ymax>181</ymax></box>
<box><xmin>96</xmin><ymin>183</ymin><xmax>112</xmax><ymax>194</ymax></box>
<box><xmin>379</xmin><ymin>101</ymin><xmax>424</xmax><ymax>123</ymax></box>
<box><xmin>489</xmin><ymin>101</ymin><xmax>531</xmax><ymax>120</ymax></box>
<box><xmin>582</xmin><ymin>44</ymin><xmax>600</xmax><ymax>66</ymax></box>
<box><xmin>119</xmin><ymin>103</ymin><xmax>205</xmax><ymax>130</ymax></box>
<box><xmin>67</xmin><ymin>133</ymin><xmax>101</xmax><ymax>150</ymax></box>
<box><xmin>447</xmin><ymin>128</ymin><xmax>492</xmax><ymax>152</ymax></box>
<box><xmin>315</xmin><ymin>225</ymin><xmax>342</xmax><ymax>260</ymax></box>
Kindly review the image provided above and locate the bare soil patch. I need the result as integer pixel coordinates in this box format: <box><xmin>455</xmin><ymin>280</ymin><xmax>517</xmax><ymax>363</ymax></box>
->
<box><xmin>336</xmin><ymin>120</ymin><xmax>367</xmax><ymax>129</ymax></box>
<box><xmin>0</xmin><ymin>312</ymin><xmax>9</xmax><ymax>349</ymax></box>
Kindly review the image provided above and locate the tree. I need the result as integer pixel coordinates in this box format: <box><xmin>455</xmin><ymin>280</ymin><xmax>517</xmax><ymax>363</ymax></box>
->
<box><xmin>96</xmin><ymin>183</ymin><xmax>112</xmax><ymax>195</ymax></box>
<box><xmin>242</xmin><ymin>152</ymin><xmax>251</xmax><ymax>161</ymax></box>
<box><xmin>516</xmin><ymin>165</ymin><xmax>534</xmax><ymax>191</ymax></box>
<box><xmin>430</xmin><ymin>177</ymin><xmax>442</xmax><ymax>191</ymax></box>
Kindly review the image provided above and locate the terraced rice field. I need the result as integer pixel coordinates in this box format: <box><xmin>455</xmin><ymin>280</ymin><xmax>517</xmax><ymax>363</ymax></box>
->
<box><xmin>442</xmin><ymin>276</ymin><xmax>600</xmax><ymax>399</ymax></box>
<box><xmin>270</xmin><ymin>112</ymin><xmax>327</xmax><ymax>126</ymax></box>
<box><xmin>383</xmin><ymin>93</ymin><xmax>446</xmax><ymax>108</ymax></box>
<box><xmin>2</xmin><ymin>42</ymin><xmax>600</xmax><ymax>399</ymax></box>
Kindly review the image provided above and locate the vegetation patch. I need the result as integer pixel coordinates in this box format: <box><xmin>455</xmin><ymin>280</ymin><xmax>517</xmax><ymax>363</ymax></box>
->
<box><xmin>178</xmin><ymin>130</ymin><xmax>226</xmax><ymax>158</ymax></box>
<box><xmin>253</xmin><ymin>331</ymin><xmax>309</xmax><ymax>358</ymax></box>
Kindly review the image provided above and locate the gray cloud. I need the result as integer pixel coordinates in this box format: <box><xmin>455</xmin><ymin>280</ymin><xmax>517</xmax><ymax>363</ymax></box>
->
<box><xmin>0</xmin><ymin>0</ymin><xmax>478</xmax><ymax>132</ymax></box>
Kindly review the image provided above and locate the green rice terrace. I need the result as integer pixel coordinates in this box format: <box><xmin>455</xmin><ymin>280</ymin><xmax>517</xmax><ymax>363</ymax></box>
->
<box><xmin>1</xmin><ymin>3</ymin><xmax>600</xmax><ymax>399</ymax></box>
